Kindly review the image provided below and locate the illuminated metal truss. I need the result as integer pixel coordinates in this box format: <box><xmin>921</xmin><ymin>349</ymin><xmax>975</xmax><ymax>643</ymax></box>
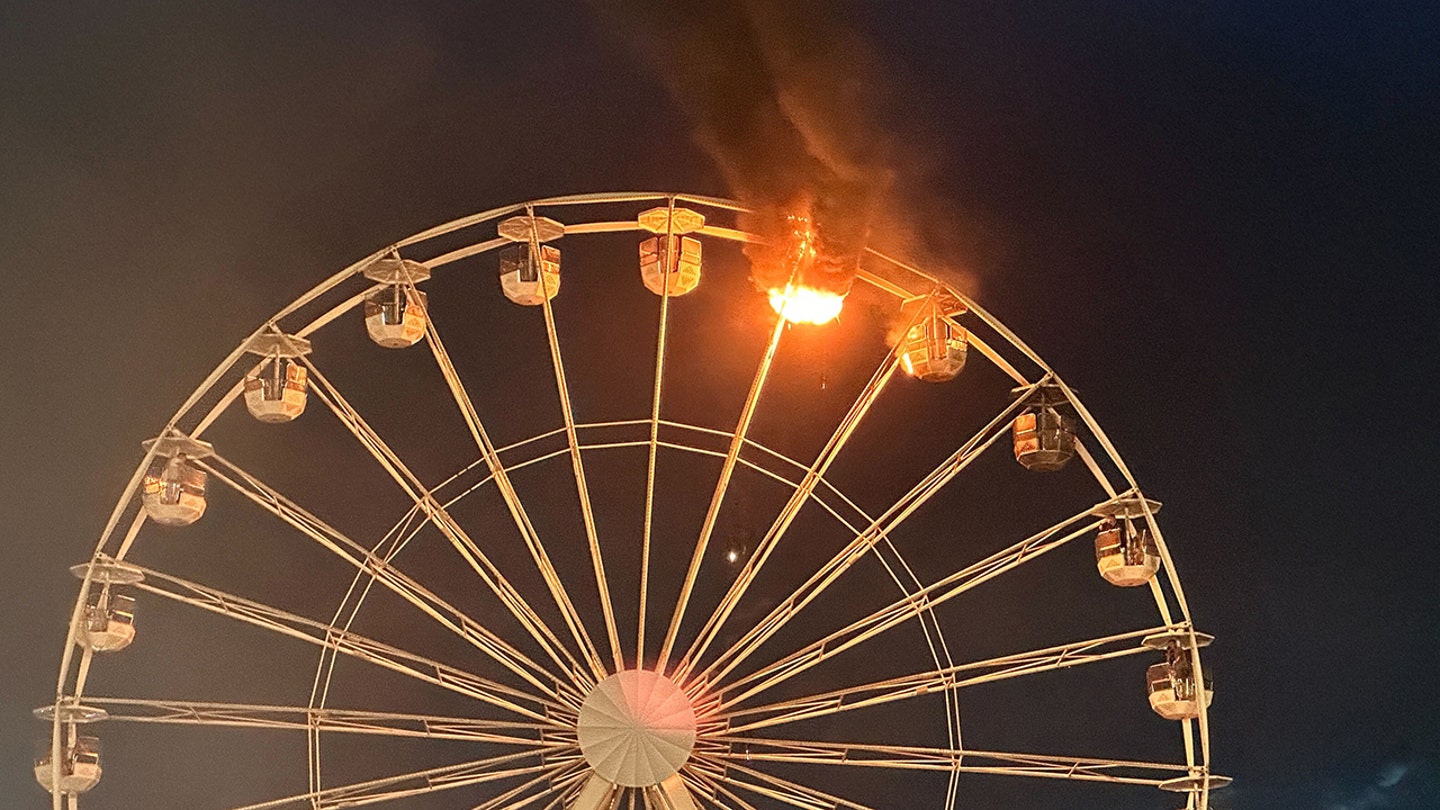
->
<box><xmin>45</xmin><ymin>192</ymin><xmax>1225</xmax><ymax>810</ymax></box>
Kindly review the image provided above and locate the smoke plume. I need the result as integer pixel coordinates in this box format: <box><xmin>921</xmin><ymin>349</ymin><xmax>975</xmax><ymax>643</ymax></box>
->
<box><xmin>594</xmin><ymin>0</ymin><xmax>897</xmax><ymax>297</ymax></box>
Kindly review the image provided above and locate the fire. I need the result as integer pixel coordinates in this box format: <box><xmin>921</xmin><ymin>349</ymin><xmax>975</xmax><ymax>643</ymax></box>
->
<box><xmin>768</xmin><ymin>284</ymin><xmax>845</xmax><ymax>325</ymax></box>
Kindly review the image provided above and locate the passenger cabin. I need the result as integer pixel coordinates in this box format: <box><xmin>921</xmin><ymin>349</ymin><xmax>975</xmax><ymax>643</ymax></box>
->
<box><xmin>242</xmin><ymin>332</ymin><xmax>311</xmax><ymax>423</ymax></box>
<box><xmin>1091</xmin><ymin>495</ymin><xmax>1163</xmax><ymax>587</ymax></box>
<box><xmin>244</xmin><ymin>359</ymin><xmax>308</xmax><ymax>422</ymax></box>
<box><xmin>362</xmin><ymin>257</ymin><xmax>430</xmax><ymax>348</ymax></box>
<box><xmin>77</xmin><ymin>592</ymin><xmax>136</xmax><ymax>653</ymax></box>
<box><xmin>1012</xmin><ymin>382</ymin><xmax>1077</xmax><ymax>471</ymax></box>
<box><xmin>637</xmin><ymin>205</ymin><xmax>705</xmax><ymax>297</ymax></box>
<box><xmin>1094</xmin><ymin>517</ymin><xmax>1161</xmax><ymax>587</ymax></box>
<box><xmin>640</xmin><ymin>234</ymin><xmax>703</xmax><ymax>297</ymax></box>
<box><xmin>498</xmin><ymin>244</ymin><xmax>561</xmax><ymax>306</ymax></box>
<box><xmin>34</xmin><ymin>735</ymin><xmax>102</xmax><ymax>794</ymax></box>
<box><xmin>1147</xmin><ymin>642</ymin><xmax>1214</xmax><ymax>721</ymax></box>
<box><xmin>141</xmin><ymin>456</ymin><xmax>207</xmax><ymax>526</ymax></box>
<box><xmin>364</xmin><ymin>285</ymin><xmax>428</xmax><ymax>348</ymax></box>
<box><xmin>497</xmin><ymin>214</ymin><xmax>563</xmax><ymax>306</ymax></box>
<box><xmin>898</xmin><ymin>296</ymin><xmax>968</xmax><ymax>382</ymax></box>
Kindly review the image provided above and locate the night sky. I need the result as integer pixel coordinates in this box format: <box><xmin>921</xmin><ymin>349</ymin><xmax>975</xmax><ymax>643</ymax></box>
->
<box><xmin>2</xmin><ymin>2</ymin><xmax>1438</xmax><ymax>809</ymax></box>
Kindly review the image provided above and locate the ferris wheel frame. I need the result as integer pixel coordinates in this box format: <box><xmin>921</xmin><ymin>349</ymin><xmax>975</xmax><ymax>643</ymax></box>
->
<box><xmin>44</xmin><ymin>190</ymin><xmax>1227</xmax><ymax>810</ymax></box>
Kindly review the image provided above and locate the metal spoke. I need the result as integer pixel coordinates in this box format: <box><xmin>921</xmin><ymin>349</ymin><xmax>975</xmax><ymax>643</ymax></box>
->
<box><xmin>83</xmin><ymin>698</ymin><xmax>562</xmax><ymax>746</ymax></box>
<box><xmin>687</xmin><ymin>770</ymin><xmax>762</xmax><ymax>810</ymax></box>
<box><xmin>531</xmin><ymin>764</ymin><xmax>592</xmax><ymax>809</ymax></box>
<box><xmin>675</xmin><ymin>349</ymin><xmax>901</xmax><ymax>683</ymax></box>
<box><xmin>657</xmin><ymin>310</ymin><xmax>788</xmax><ymax>672</ymax></box>
<box><xmin>720</xmin><ymin>760</ymin><xmax>879</xmax><ymax>810</ymax></box>
<box><xmin>227</xmin><ymin>748</ymin><xmax>573</xmax><ymax>810</ymax></box>
<box><xmin>422</xmin><ymin>302</ymin><xmax>608</xmax><ymax>681</ymax></box>
<box><xmin>713</xmin><ymin>739</ymin><xmax>1189</xmax><ymax>787</ymax></box>
<box><xmin>721</xmin><ymin>624</ymin><xmax>1181</xmax><ymax>733</ymax></box>
<box><xmin>534</xmin><ymin>793</ymin><xmax>570</xmax><ymax>810</ymax></box>
<box><xmin>639</xmin><ymin>200</ymin><xmax>678</xmax><ymax>667</ymax></box>
<box><xmin>307</xmin><ymin>501</ymin><xmax>428</xmax><ymax>797</ymax></box>
<box><xmin>129</xmin><ymin>563</ymin><xmax>568</xmax><ymax>723</ymax></box>
<box><xmin>690</xmin><ymin>394</ymin><xmax>1028</xmax><ymax>691</ymax></box>
<box><xmin>531</xmin><ymin>206</ymin><xmax>624</xmax><ymax>674</ymax></box>
<box><xmin>943</xmin><ymin>312</ymin><xmax>1029</xmax><ymax>385</ymax></box>
<box><xmin>197</xmin><ymin>455</ymin><xmax>572</xmax><ymax>705</ymax></box>
<box><xmin>714</xmin><ymin>504</ymin><xmax>1105</xmax><ymax>709</ymax></box>
<box><xmin>464</xmin><ymin>761</ymin><xmax>586</xmax><ymax>810</ymax></box>
<box><xmin>300</xmin><ymin>357</ymin><xmax>592</xmax><ymax>685</ymax></box>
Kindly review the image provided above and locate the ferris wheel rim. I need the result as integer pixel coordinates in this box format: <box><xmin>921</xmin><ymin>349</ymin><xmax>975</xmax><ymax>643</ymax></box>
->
<box><xmin>48</xmin><ymin>190</ymin><xmax>1220</xmax><ymax>810</ymax></box>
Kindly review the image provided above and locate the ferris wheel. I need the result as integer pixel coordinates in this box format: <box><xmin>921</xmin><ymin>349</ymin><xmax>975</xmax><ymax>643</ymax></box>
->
<box><xmin>40</xmin><ymin>191</ymin><xmax>1228</xmax><ymax>810</ymax></box>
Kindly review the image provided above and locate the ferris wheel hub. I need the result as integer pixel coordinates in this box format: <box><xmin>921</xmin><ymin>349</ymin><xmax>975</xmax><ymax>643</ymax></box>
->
<box><xmin>577</xmin><ymin>669</ymin><xmax>697</xmax><ymax>787</ymax></box>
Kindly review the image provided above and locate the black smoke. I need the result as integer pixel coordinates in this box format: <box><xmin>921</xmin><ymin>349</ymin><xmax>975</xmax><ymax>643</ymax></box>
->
<box><xmin>593</xmin><ymin>0</ymin><xmax>894</xmax><ymax>296</ymax></box>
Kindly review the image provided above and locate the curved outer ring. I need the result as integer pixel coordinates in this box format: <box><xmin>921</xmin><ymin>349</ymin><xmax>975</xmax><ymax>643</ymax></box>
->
<box><xmin>50</xmin><ymin>191</ymin><xmax>1216</xmax><ymax>809</ymax></box>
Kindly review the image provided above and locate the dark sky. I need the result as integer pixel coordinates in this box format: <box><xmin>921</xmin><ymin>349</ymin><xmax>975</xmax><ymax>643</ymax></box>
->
<box><xmin>2</xmin><ymin>2</ymin><xmax>1438</xmax><ymax>809</ymax></box>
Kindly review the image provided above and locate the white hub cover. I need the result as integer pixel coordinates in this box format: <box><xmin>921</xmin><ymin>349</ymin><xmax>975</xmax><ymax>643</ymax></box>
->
<box><xmin>577</xmin><ymin>670</ymin><xmax>697</xmax><ymax>787</ymax></box>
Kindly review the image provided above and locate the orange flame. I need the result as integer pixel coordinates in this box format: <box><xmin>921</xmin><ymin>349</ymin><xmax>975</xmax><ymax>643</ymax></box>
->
<box><xmin>768</xmin><ymin>284</ymin><xmax>845</xmax><ymax>325</ymax></box>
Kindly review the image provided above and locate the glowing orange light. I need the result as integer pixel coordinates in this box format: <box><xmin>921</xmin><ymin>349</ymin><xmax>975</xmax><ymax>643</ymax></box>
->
<box><xmin>768</xmin><ymin>284</ymin><xmax>844</xmax><ymax>325</ymax></box>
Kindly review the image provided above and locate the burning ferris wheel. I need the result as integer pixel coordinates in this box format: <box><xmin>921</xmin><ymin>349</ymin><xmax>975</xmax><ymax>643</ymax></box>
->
<box><xmin>40</xmin><ymin>191</ymin><xmax>1228</xmax><ymax>810</ymax></box>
